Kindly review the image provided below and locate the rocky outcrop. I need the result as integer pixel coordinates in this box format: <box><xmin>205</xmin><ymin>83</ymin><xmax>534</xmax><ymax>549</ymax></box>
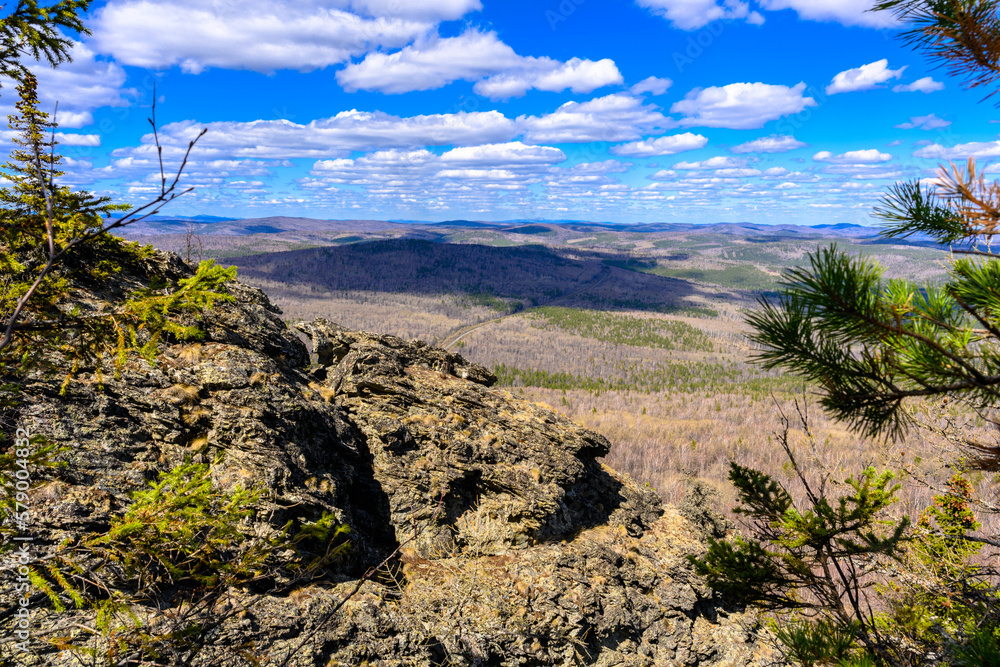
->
<box><xmin>3</xmin><ymin>251</ymin><xmax>773</xmax><ymax>666</ymax></box>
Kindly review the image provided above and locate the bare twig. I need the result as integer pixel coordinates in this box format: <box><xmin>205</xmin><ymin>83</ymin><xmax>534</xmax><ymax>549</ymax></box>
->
<box><xmin>0</xmin><ymin>93</ymin><xmax>207</xmax><ymax>354</ymax></box>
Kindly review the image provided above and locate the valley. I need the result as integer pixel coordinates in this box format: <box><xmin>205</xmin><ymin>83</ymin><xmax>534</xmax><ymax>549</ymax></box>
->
<box><xmin>119</xmin><ymin>216</ymin><xmax>980</xmax><ymax>523</ymax></box>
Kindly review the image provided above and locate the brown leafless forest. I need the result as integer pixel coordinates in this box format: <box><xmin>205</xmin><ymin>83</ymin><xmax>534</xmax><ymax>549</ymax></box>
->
<box><xmin>128</xmin><ymin>220</ymin><xmax>986</xmax><ymax>530</ymax></box>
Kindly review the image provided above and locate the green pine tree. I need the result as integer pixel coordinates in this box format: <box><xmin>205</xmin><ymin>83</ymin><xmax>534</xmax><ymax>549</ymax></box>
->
<box><xmin>700</xmin><ymin>4</ymin><xmax>1000</xmax><ymax>665</ymax></box>
<box><xmin>0</xmin><ymin>1</ymin><xmax>91</xmax><ymax>88</ymax></box>
<box><xmin>0</xmin><ymin>71</ymin><xmax>130</xmax><ymax>248</ymax></box>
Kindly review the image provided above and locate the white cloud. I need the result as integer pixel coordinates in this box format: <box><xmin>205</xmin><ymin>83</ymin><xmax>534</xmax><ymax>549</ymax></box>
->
<box><xmin>518</xmin><ymin>94</ymin><xmax>669</xmax><ymax>143</ymax></box>
<box><xmin>826</xmin><ymin>59</ymin><xmax>906</xmax><ymax>95</ymax></box>
<box><xmin>53</xmin><ymin>111</ymin><xmax>94</xmax><ymax>129</ymax></box>
<box><xmin>337</xmin><ymin>31</ymin><xmax>517</xmax><ymax>93</ymax></box>
<box><xmin>347</xmin><ymin>0</ymin><xmax>481</xmax><ymax>20</ymax></box>
<box><xmin>0</xmin><ymin>40</ymin><xmax>135</xmax><ymax>129</ymax></box>
<box><xmin>893</xmin><ymin>76</ymin><xmax>944</xmax><ymax>93</ymax></box>
<box><xmin>34</xmin><ymin>41</ymin><xmax>136</xmax><ymax>111</ymax></box>
<box><xmin>338</xmin><ymin>30</ymin><xmax>622</xmax><ymax>96</ymax></box>
<box><xmin>812</xmin><ymin>149</ymin><xmax>900</xmax><ymax>179</ymax></box>
<box><xmin>714</xmin><ymin>167</ymin><xmax>762</xmax><ymax>177</ymax></box>
<box><xmin>91</xmin><ymin>0</ymin><xmax>450</xmax><ymax>74</ymax></box>
<box><xmin>56</xmin><ymin>133</ymin><xmax>101</xmax><ymax>147</ymax></box>
<box><xmin>895</xmin><ymin>113</ymin><xmax>951</xmax><ymax>130</ymax></box>
<box><xmin>648</xmin><ymin>169</ymin><xmax>677</xmax><ymax>180</ymax></box>
<box><xmin>670</xmin><ymin>82</ymin><xmax>816</xmax><ymax>129</ymax></box>
<box><xmin>115</xmin><ymin>109</ymin><xmax>518</xmax><ymax>160</ymax></box>
<box><xmin>305</xmin><ymin>142</ymin><xmax>570</xmax><ymax>204</ymax></box>
<box><xmin>813</xmin><ymin>149</ymin><xmax>892</xmax><ymax>164</ymax></box>
<box><xmin>640</xmin><ymin>0</ymin><xmax>896</xmax><ymax>30</ymax></box>
<box><xmin>757</xmin><ymin>0</ymin><xmax>898</xmax><ymax>28</ymax></box>
<box><xmin>630</xmin><ymin>76</ymin><xmax>673</xmax><ymax>96</ymax></box>
<box><xmin>568</xmin><ymin>160</ymin><xmax>632</xmax><ymax>174</ymax></box>
<box><xmin>474</xmin><ymin>57</ymin><xmax>623</xmax><ymax>99</ymax></box>
<box><xmin>673</xmin><ymin>156</ymin><xmax>747</xmax><ymax>169</ymax></box>
<box><xmin>731</xmin><ymin>134</ymin><xmax>806</xmax><ymax>153</ymax></box>
<box><xmin>775</xmin><ymin>181</ymin><xmax>800</xmax><ymax>189</ymax></box>
<box><xmin>438</xmin><ymin>142</ymin><xmax>566</xmax><ymax>166</ymax></box>
<box><xmin>610</xmin><ymin>132</ymin><xmax>708</xmax><ymax>156</ymax></box>
<box><xmin>636</xmin><ymin>0</ymin><xmax>753</xmax><ymax>30</ymax></box>
<box><xmin>914</xmin><ymin>140</ymin><xmax>1000</xmax><ymax>160</ymax></box>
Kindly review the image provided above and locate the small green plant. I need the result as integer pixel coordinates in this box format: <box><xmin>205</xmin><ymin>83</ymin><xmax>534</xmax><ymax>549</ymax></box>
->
<box><xmin>33</xmin><ymin>458</ymin><xmax>350</xmax><ymax>663</ymax></box>
<box><xmin>0</xmin><ymin>429</ymin><xmax>64</xmax><ymax>556</ymax></box>
<box><xmin>773</xmin><ymin>619</ymin><xmax>860</xmax><ymax>667</ymax></box>
<box><xmin>953</xmin><ymin>627</ymin><xmax>1000</xmax><ymax>667</ymax></box>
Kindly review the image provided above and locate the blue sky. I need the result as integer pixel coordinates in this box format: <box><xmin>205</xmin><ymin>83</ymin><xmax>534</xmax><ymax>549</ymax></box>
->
<box><xmin>10</xmin><ymin>0</ymin><xmax>1000</xmax><ymax>224</ymax></box>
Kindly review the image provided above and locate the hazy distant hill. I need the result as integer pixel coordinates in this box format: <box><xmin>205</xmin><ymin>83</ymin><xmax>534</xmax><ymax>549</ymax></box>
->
<box><xmin>117</xmin><ymin>214</ymin><xmax>890</xmax><ymax>239</ymax></box>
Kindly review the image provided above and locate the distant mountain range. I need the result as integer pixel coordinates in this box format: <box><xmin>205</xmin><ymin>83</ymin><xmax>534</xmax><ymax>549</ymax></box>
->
<box><xmin>115</xmin><ymin>215</ymin><xmax>885</xmax><ymax>239</ymax></box>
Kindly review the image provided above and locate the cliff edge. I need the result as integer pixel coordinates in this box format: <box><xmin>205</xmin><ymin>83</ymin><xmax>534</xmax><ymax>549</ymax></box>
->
<box><xmin>3</xmin><ymin>251</ymin><xmax>774</xmax><ymax>666</ymax></box>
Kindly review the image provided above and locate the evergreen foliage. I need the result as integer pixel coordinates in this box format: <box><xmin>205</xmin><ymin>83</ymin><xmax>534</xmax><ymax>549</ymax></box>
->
<box><xmin>690</xmin><ymin>409</ymin><xmax>909</xmax><ymax>663</ymax></box>
<box><xmin>0</xmin><ymin>63</ymin><xmax>230</xmax><ymax>384</ymax></box>
<box><xmin>707</xmin><ymin>3</ymin><xmax>1000</xmax><ymax>664</ymax></box>
<box><xmin>0</xmin><ymin>0</ymin><xmax>90</xmax><ymax>86</ymax></box>
<box><xmin>0</xmin><ymin>72</ymin><xmax>128</xmax><ymax>246</ymax></box>
<box><xmin>529</xmin><ymin>306</ymin><xmax>714</xmax><ymax>352</ymax></box>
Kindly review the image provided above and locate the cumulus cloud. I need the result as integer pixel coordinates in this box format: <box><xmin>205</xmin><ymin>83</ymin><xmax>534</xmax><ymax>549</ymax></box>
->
<box><xmin>893</xmin><ymin>76</ymin><xmax>944</xmax><ymax>93</ymax></box>
<box><xmin>813</xmin><ymin>149</ymin><xmax>892</xmax><ymax>164</ymax></box>
<box><xmin>114</xmin><ymin>109</ymin><xmax>518</xmax><ymax>161</ymax></box>
<box><xmin>303</xmin><ymin>142</ymin><xmax>571</xmax><ymax>208</ymax></box>
<box><xmin>812</xmin><ymin>149</ymin><xmax>899</xmax><ymax>179</ymax></box>
<box><xmin>518</xmin><ymin>94</ymin><xmax>669</xmax><ymax>144</ymax></box>
<box><xmin>610</xmin><ymin>132</ymin><xmax>708</xmax><ymax>156</ymax></box>
<box><xmin>0</xmin><ymin>40</ymin><xmax>136</xmax><ymax>129</ymax></box>
<box><xmin>673</xmin><ymin>156</ymin><xmax>747</xmax><ymax>169</ymax></box>
<box><xmin>714</xmin><ymin>167</ymin><xmax>762</xmax><ymax>177</ymax></box>
<box><xmin>826</xmin><ymin>59</ymin><xmax>906</xmax><ymax>95</ymax></box>
<box><xmin>36</xmin><ymin>41</ymin><xmax>136</xmax><ymax>111</ymax></box>
<box><xmin>635</xmin><ymin>0</ymin><xmax>755</xmax><ymax>30</ymax></box>
<box><xmin>895</xmin><ymin>113</ymin><xmax>951</xmax><ymax>130</ymax></box>
<box><xmin>54</xmin><ymin>111</ymin><xmax>95</xmax><ymax>129</ymax></box>
<box><xmin>55</xmin><ymin>133</ymin><xmax>101</xmax><ymax>147</ymax></box>
<box><xmin>90</xmin><ymin>0</ymin><xmax>454</xmax><ymax>73</ymax></box>
<box><xmin>338</xmin><ymin>30</ymin><xmax>622</xmax><ymax>96</ymax></box>
<box><xmin>630</xmin><ymin>76</ymin><xmax>673</xmax><ymax>96</ymax></box>
<box><xmin>346</xmin><ymin>0</ymin><xmax>481</xmax><ymax>20</ymax></box>
<box><xmin>756</xmin><ymin>0</ymin><xmax>898</xmax><ymax>27</ymax></box>
<box><xmin>437</xmin><ymin>142</ymin><xmax>566</xmax><ymax>166</ymax></box>
<box><xmin>312</xmin><ymin>142</ymin><xmax>565</xmax><ymax>178</ymax></box>
<box><xmin>730</xmin><ymin>134</ymin><xmax>806</xmax><ymax>153</ymax></box>
<box><xmin>670</xmin><ymin>82</ymin><xmax>816</xmax><ymax>129</ymax></box>
<box><xmin>474</xmin><ymin>57</ymin><xmax>623</xmax><ymax>99</ymax></box>
<box><xmin>914</xmin><ymin>140</ymin><xmax>1000</xmax><ymax>160</ymax></box>
<box><xmin>338</xmin><ymin>31</ymin><xmax>516</xmax><ymax>93</ymax></box>
<box><xmin>638</xmin><ymin>0</ymin><xmax>896</xmax><ymax>30</ymax></box>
